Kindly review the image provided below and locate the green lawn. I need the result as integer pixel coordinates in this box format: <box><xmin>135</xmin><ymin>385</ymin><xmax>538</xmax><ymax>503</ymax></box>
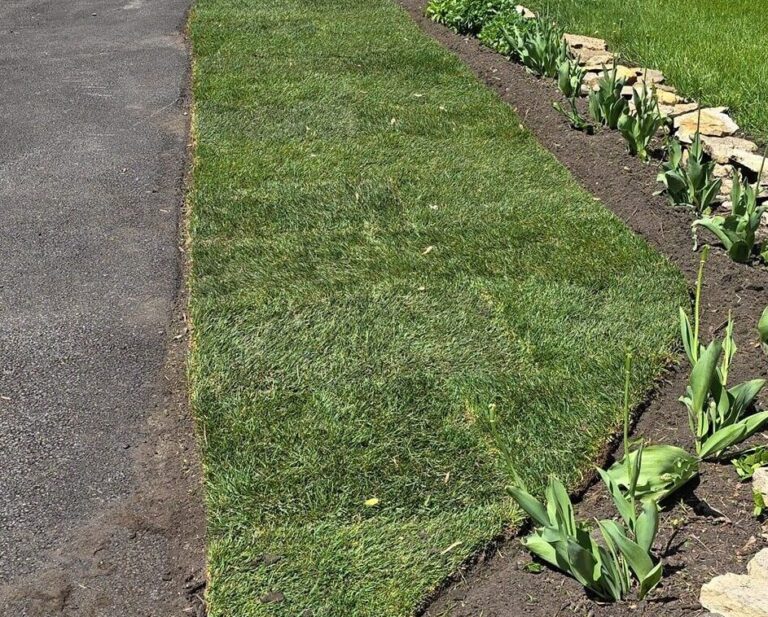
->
<box><xmin>188</xmin><ymin>0</ymin><xmax>685</xmax><ymax>614</ymax></box>
<box><xmin>530</xmin><ymin>0</ymin><xmax>768</xmax><ymax>143</ymax></box>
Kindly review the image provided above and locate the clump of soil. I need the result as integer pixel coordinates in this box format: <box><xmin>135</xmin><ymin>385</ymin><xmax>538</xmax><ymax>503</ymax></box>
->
<box><xmin>397</xmin><ymin>2</ymin><xmax>768</xmax><ymax>615</ymax></box>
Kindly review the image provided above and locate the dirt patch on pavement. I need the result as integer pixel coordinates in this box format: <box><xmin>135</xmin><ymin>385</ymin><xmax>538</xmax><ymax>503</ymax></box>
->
<box><xmin>396</xmin><ymin>2</ymin><xmax>768</xmax><ymax>615</ymax></box>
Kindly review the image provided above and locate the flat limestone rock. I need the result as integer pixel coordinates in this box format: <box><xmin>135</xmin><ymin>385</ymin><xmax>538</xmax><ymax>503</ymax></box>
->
<box><xmin>702</xmin><ymin>136</ymin><xmax>760</xmax><ymax>164</ymax></box>
<box><xmin>578</xmin><ymin>49</ymin><xmax>616</xmax><ymax>70</ymax></box>
<box><xmin>730</xmin><ymin>150</ymin><xmax>768</xmax><ymax>185</ymax></box>
<box><xmin>700</xmin><ymin>572</ymin><xmax>768</xmax><ymax>617</ymax></box>
<box><xmin>634</xmin><ymin>68</ymin><xmax>665</xmax><ymax>84</ymax></box>
<box><xmin>613</xmin><ymin>64</ymin><xmax>640</xmax><ymax>83</ymax></box>
<box><xmin>701</xmin><ymin>550</ymin><xmax>768</xmax><ymax>617</ymax></box>
<box><xmin>713</xmin><ymin>163</ymin><xmax>734</xmax><ymax>179</ymax></box>
<box><xmin>564</xmin><ymin>33</ymin><xmax>607</xmax><ymax>51</ymax></box>
<box><xmin>675</xmin><ymin>107</ymin><xmax>739</xmax><ymax>141</ymax></box>
<box><xmin>748</xmin><ymin>549</ymin><xmax>768</xmax><ymax>581</ymax></box>
<box><xmin>659</xmin><ymin>101</ymin><xmax>699</xmax><ymax>122</ymax></box>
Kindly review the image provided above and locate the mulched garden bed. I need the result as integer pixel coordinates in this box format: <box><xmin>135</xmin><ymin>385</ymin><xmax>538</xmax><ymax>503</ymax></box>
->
<box><xmin>397</xmin><ymin>1</ymin><xmax>768</xmax><ymax>615</ymax></box>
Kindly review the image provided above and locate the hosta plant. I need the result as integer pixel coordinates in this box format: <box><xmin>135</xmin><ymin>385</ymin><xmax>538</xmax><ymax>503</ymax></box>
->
<box><xmin>553</xmin><ymin>58</ymin><xmax>593</xmax><ymax>132</ymax></box>
<box><xmin>588</xmin><ymin>66</ymin><xmax>628</xmax><ymax>129</ymax></box>
<box><xmin>693</xmin><ymin>159</ymin><xmax>767</xmax><ymax>264</ymax></box>
<box><xmin>618</xmin><ymin>83</ymin><xmax>664</xmax><ymax>162</ymax></box>
<box><xmin>657</xmin><ymin>130</ymin><xmax>721</xmax><ymax>213</ymax></box>
<box><xmin>515</xmin><ymin>18</ymin><xmax>569</xmax><ymax>78</ymax></box>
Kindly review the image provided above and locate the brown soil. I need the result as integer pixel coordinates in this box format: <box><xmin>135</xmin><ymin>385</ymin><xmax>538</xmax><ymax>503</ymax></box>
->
<box><xmin>396</xmin><ymin>2</ymin><xmax>768</xmax><ymax>616</ymax></box>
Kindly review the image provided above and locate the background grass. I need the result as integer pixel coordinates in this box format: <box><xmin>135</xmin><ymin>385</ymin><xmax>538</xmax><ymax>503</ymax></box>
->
<box><xmin>530</xmin><ymin>0</ymin><xmax>768</xmax><ymax>143</ymax></box>
<box><xmin>188</xmin><ymin>0</ymin><xmax>686</xmax><ymax>614</ymax></box>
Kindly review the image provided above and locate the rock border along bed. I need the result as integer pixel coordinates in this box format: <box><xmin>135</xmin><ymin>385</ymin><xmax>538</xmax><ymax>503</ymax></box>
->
<box><xmin>526</xmin><ymin>6</ymin><xmax>768</xmax><ymax>615</ymax></box>
<box><xmin>521</xmin><ymin>5</ymin><xmax>768</xmax><ymax>218</ymax></box>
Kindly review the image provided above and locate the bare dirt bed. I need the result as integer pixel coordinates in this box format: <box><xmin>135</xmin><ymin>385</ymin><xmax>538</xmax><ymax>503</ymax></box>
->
<box><xmin>396</xmin><ymin>1</ymin><xmax>768</xmax><ymax>615</ymax></box>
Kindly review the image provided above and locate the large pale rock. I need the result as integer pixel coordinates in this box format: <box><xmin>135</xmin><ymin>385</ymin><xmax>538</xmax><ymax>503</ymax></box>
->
<box><xmin>581</xmin><ymin>71</ymin><xmax>601</xmax><ymax>95</ymax></box>
<box><xmin>624</xmin><ymin>83</ymin><xmax>679</xmax><ymax>104</ymax></box>
<box><xmin>700</xmin><ymin>572</ymin><xmax>768</xmax><ymax>617</ymax></box>
<box><xmin>700</xmin><ymin>550</ymin><xmax>768</xmax><ymax>617</ymax></box>
<box><xmin>730</xmin><ymin>150</ymin><xmax>768</xmax><ymax>185</ymax></box>
<box><xmin>564</xmin><ymin>33</ymin><xmax>607</xmax><ymax>51</ymax></box>
<box><xmin>675</xmin><ymin>107</ymin><xmax>739</xmax><ymax>141</ymax></box>
<box><xmin>634</xmin><ymin>68</ymin><xmax>665</xmax><ymax>85</ymax></box>
<box><xmin>515</xmin><ymin>5</ymin><xmax>536</xmax><ymax>19</ymax></box>
<box><xmin>713</xmin><ymin>164</ymin><xmax>734</xmax><ymax>179</ymax></box>
<box><xmin>659</xmin><ymin>101</ymin><xmax>699</xmax><ymax>121</ymax></box>
<box><xmin>754</xmin><ymin>468</ymin><xmax>768</xmax><ymax>501</ymax></box>
<box><xmin>748</xmin><ymin>549</ymin><xmax>768</xmax><ymax>581</ymax></box>
<box><xmin>702</xmin><ymin>136</ymin><xmax>759</xmax><ymax>165</ymax></box>
<box><xmin>606</xmin><ymin>64</ymin><xmax>639</xmax><ymax>83</ymax></box>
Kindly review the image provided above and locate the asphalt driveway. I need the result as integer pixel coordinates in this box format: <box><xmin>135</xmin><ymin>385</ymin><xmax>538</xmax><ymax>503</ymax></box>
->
<box><xmin>0</xmin><ymin>1</ymin><xmax>204</xmax><ymax>614</ymax></box>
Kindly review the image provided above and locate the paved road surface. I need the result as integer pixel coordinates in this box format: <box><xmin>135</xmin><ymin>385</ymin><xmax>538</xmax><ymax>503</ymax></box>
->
<box><xmin>0</xmin><ymin>1</ymin><xmax>204</xmax><ymax>614</ymax></box>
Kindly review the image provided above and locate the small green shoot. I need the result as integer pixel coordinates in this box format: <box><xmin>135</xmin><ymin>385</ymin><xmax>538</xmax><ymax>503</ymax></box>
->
<box><xmin>679</xmin><ymin>245</ymin><xmax>710</xmax><ymax>365</ymax></box>
<box><xmin>732</xmin><ymin>445</ymin><xmax>768</xmax><ymax>480</ymax></box>
<box><xmin>759</xmin><ymin>306</ymin><xmax>768</xmax><ymax>355</ymax></box>
<box><xmin>753</xmin><ymin>491</ymin><xmax>766</xmax><ymax>518</ymax></box>
<box><xmin>553</xmin><ymin>58</ymin><xmax>593</xmax><ymax>133</ymax></box>
<box><xmin>618</xmin><ymin>83</ymin><xmax>664</xmax><ymax>162</ymax></box>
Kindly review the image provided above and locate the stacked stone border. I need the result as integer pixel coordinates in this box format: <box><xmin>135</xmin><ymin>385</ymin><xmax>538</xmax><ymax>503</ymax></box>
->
<box><xmin>517</xmin><ymin>5</ymin><xmax>768</xmax><ymax>219</ymax></box>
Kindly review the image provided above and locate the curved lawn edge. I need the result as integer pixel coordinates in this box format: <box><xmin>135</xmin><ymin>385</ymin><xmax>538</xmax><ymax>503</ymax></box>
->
<box><xmin>187</xmin><ymin>0</ymin><xmax>685</xmax><ymax>614</ymax></box>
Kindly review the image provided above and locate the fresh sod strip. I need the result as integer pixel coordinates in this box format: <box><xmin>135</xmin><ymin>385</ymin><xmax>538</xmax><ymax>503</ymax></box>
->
<box><xmin>529</xmin><ymin>0</ymin><xmax>768</xmax><ymax>142</ymax></box>
<box><xmin>188</xmin><ymin>0</ymin><xmax>685</xmax><ymax>614</ymax></box>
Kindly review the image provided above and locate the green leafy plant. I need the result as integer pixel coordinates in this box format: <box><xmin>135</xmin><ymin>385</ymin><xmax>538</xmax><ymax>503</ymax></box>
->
<box><xmin>588</xmin><ymin>65</ymin><xmax>628</xmax><ymax>129</ymax></box>
<box><xmin>553</xmin><ymin>58</ymin><xmax>593</xmax><ymax>133</ymax></box>
<box><xmin>515</xmin><ymin>18</ymin><xmax>569</xmax><ymax>78</ymax></box>
<box><xmin>478</xmin><ymin>9</ymin><xmax>532</xmax><ymax>56</ymax></box>
<box><xmin>509</xmin><ymin>476</ymin><xmax>661</xmax><ymax>601</ymax></box>
<box><xmin>603</xmin><ymin>353</ymin><xmax>698</xmax><ymax>505</ymax></box>
<box><xmin>508</xmin><ymin>356</ymin><xmax>663</xmax><ymax>601</ymax></box>
<box><xmin>732</xmin><ymin>445</ymin><xmax>768</xmax><ymax>480</ymax></box>
<box><xmin>693</xmin><ymin>157</ymin><xmax>767</xmax><ymax>263</ymax></box>
<box><xmin>760</xmin><ymin>306</ymin><xmax>768</xmax><ymax>355</ymax></box>
<box><xmin>618</xmin><ymin>83</ymin><xmax>664</xmax><ymax>162</ymax></box>
<box><xmin>656</xmin><ymin>129</ymin><xmax>721</xmax><ymax>213</ymax></box>
<box><xmin>678</xmin><ymin>254</ymin><xmax>768</xmax><ymax>459</ymax></box>
<box><xmin>680</xmin><ymin>333</ymin><xmax>768</xmax><ymax>460</ymax></box>
<box><xmin>754</xmin><ymin>491</ymin><xmax>766</xmax><ymax>517</ymax></box>
<box><xmin>426</xmin><ymin>0</ymin><xmax>511</xmax><ymax>34</ymax></box>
